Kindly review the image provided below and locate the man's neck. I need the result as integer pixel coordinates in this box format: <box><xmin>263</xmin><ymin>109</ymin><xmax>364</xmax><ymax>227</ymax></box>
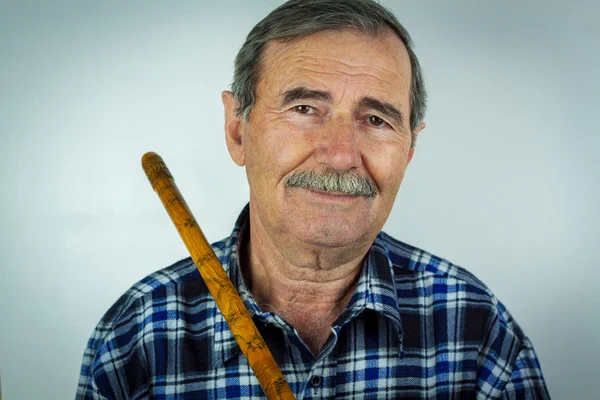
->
<box><xmin>241</xmin><ymin>204</ymin><xmax>371</xmax><ymax>355</ymax></box>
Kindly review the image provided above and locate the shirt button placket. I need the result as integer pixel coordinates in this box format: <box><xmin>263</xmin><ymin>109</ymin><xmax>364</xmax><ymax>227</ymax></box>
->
<box><xmin>304</xmin><ymin>361</ymin><xmax>335</xmax><ymax>398</ymax></box>
<box><xmin>309</xmin><ymin>374</ymin><xmax>322</xmax><ymax>388</ymax></box>
<box><xmin>303</xmin><ymin>339</ymin><xmax>337</xmax><ymax>399</ymax></box>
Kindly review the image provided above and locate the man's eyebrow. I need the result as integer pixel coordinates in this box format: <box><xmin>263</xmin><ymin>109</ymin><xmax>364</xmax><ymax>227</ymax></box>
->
<box><xmin>280</xmin><ymin>86</ymin><xmax>333</xmax><ymax>107</ymax></box>
<box><xmin>358</xmin><ymin>97</ymin><xmax>404</xmax><ymax>126</ymax></box>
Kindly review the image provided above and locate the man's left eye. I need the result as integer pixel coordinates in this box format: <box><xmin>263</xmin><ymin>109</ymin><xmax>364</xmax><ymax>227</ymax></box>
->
<box><xmin>368</xmin><ymin>115</ymin><xmax>386</xmax><ymax>127</ymax></box>
<box><xmin>294</xmin><ymin>105</ymin><xmax>313</xmax><ymax>114</ymax></box>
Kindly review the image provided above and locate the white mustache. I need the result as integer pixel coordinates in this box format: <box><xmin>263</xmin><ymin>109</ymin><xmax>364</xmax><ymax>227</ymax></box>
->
<box><xmin>284</xmin><ymin>167</ymin><xmax>376</xmax><ymax>198</ymax></box>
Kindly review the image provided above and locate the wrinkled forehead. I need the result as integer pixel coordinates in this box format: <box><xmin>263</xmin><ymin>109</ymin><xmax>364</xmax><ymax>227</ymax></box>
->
<box><xmin>256</xmin><ymin>28</ymin><xmax>412</xmax><ymax>102</ymax></box>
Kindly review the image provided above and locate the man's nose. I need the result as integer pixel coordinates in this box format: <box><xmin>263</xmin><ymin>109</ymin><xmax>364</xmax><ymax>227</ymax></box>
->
<box><xmin>314</xmin><ymin>116</ymin><xmax>362</xmax><ymax>170</ymax></box>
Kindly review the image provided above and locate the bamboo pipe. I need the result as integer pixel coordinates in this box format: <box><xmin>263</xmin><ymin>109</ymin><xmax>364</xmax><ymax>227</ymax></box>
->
<box><xmin>141</xmin><ymin>152</ymin><xmax>295</xmax><ymax>400</ymax></box>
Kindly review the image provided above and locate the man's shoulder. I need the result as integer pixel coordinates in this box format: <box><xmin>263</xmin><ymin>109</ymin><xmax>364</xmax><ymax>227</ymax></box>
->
<box><xmin>91</xmin><ymin>238</ymin><xmax>232</xmax><ymax>340</ymax></box>
<box><xmin>377</xmin><ymin>231</ymin><xmax>490</xmax><ymax>289</ymax></box>
<box><xmin>78</xmin><ymin>240</ymin><xmax>232</xmax><ymax>396</ymax></box>
<box><xmin>375</xmin><ymin>232</ymin><xmax>548</xmax><ymax>397</ymax></box>
<box><xmin>376</xmin><ymin>231</ymin><xmax>525</xmax><ymax>339</ymax></box>
<box><xmin>100</xmin><ymin>257</ymin><xmax>201</xmax><ymax>325</ymax></box>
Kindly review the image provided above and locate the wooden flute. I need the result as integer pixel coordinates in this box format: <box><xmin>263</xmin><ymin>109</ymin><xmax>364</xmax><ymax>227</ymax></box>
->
<box><xmin>142</xmin><ymin>152</ymin><xmax>295</xmax><ymax>400</ymax></box>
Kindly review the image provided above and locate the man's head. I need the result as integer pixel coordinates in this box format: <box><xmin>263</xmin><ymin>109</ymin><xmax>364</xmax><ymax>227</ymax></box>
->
<box><xmin>222</xmin><ymin>0</ymin><xmax>427</xmax><ymax>255</ymax></box>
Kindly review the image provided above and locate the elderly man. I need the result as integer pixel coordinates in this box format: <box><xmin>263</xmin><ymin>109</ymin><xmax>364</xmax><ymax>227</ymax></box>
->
<box><xmin>77</xmin><ymin>0</ymin><xmax>549</xmax><ymax>398</ymax></box>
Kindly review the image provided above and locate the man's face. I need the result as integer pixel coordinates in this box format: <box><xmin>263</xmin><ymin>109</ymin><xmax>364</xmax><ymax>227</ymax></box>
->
<box><xmin>224</xmin><ymin>28</ymin><xmax>423</xmax><ymax>250</ymax></box>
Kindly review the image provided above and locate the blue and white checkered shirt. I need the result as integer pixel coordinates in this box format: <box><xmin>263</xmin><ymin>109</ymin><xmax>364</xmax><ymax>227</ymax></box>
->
<box><xmin>77</xmin><ymin>205</ymin><xmax>549</xmax><ymax>399</ymax></box>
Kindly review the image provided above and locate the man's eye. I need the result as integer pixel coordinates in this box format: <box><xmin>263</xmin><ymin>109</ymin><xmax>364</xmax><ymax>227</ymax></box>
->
<box><xmin>368</xmin><ymin>115</ymin><xmax>386</xmax><ymax>127</ymax></box>
<box><xmin>294</xmin><ymin>105</ymin><xmax>313</xmax><ymax>114</ymax></box>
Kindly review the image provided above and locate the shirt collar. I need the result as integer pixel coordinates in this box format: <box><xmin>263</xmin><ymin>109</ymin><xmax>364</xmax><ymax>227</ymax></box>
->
<box><xmin>212</xmin><ymin>204</ymin><xmax>404</xmax><ymax>367</ymax></box>
<box><xmin>332</xmin><ymin>237</ymin><xmax>403</xmax><ymax>347</ymax></box>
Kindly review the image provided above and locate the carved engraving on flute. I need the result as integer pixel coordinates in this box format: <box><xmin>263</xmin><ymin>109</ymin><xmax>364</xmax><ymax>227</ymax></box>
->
<box><xmin>145</xmin><ymin>161</ymin><xmax>173</xmax><ymax>182</ymax></box>
<box><xmin>213</xmin><ymin>280</ymin><xmax>247</xmax><ymax>325</ymax></box>
<box><xmin>273</xmin><ymin>376</ymin><xmax>290</xmax><ymax>398</ymax></box>
<box><xmin>221</xmin><ymin>296</ymin><xmax>246</xmax><ymax>325</ymax></box>
<box><xmin>165</xmin><ymin>192</ymin><xmax>184</xmax><ymax>209</ymax></box>
<box><xmin>183</xmin><ymin>218</ymin><xmax>197</xmax><ymax>229</ymax></box>
<box><xmin>254</xmin><ymin>364</ymin><xmax>291</xmax><ymax>399</ymax></box>
<box><xmin>200</xmin><ymin>264</ymin><xmax>242</xmax><ymax>316</ymax></box>
<box><xmin>234</xmin><ymin>330</ymin><xmax>267</xmax><ymax>352</ymax></box>
<box><xmin>194</xmin><ymin>252</ymin><xmax>214</xmax><ymax>268</ymax></box>
<box><xmin>201</xmin><ymin>266</ymin><xmax>270</xmax><ymax>351</ymax></box>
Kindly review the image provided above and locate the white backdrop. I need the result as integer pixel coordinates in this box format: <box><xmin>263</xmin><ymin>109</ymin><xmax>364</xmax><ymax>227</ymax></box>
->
<box><xmin>1</xmin><ymin>1</ymin><xmax>598</xmax><ymax>398</ymax></box>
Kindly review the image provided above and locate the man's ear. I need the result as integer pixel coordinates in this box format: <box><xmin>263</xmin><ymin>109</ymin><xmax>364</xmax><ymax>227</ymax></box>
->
<box><xmin>407</xmin><ymin>122</ymin><xmax>426</xmax><ymax>164</ymax></box>
<box><xmin>222</xmin><ymin>90</ymin><xmax>245</xmax><ymax>166</ymax></box>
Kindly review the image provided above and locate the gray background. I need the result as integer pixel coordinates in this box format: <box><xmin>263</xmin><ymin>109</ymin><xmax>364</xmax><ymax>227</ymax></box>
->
<box><xmin>1</xmin><ymin>0</ymin><xmax>598</xmax><ymax>398</ymax></box>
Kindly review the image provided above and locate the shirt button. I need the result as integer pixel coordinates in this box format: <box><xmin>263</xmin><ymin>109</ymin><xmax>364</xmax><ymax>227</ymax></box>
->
<box><xmin>309</xmin><ymin>375</ymin><xmax>322</xmax><ymax>388</ymax></box>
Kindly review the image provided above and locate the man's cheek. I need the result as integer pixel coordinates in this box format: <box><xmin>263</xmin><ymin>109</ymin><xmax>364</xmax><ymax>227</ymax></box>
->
<box><xmin>270</xmin><ymin>146</ymin><xmax>307</xmax><ymax>176</ymax></box>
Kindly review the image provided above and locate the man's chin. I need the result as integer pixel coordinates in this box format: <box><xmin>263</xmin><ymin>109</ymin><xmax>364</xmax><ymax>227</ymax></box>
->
<box><xmin>278</xmin><ymin>195</ymin><xmax>379</xmax><ymax>243</ymax></box>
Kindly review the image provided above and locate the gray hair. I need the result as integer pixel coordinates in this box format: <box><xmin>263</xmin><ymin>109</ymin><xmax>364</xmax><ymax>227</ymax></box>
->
<box><xmin>231</xmin><ymin>0</ymin><xmax>427</xmax><ymax>148</ymax></box>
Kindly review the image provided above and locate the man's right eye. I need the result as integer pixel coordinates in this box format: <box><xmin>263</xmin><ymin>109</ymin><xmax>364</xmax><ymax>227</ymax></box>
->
<box><xmin>294</xmin><ymin>105</ymin><xmax>313</xmax><ymax>114</ymax></box>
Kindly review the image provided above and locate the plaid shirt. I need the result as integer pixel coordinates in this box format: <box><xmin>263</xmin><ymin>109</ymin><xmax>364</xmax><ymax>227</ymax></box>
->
<box><xmin>77</xmin><ymin>205</ymin><xmax>549</xmax><ymax>399</ymax></box>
